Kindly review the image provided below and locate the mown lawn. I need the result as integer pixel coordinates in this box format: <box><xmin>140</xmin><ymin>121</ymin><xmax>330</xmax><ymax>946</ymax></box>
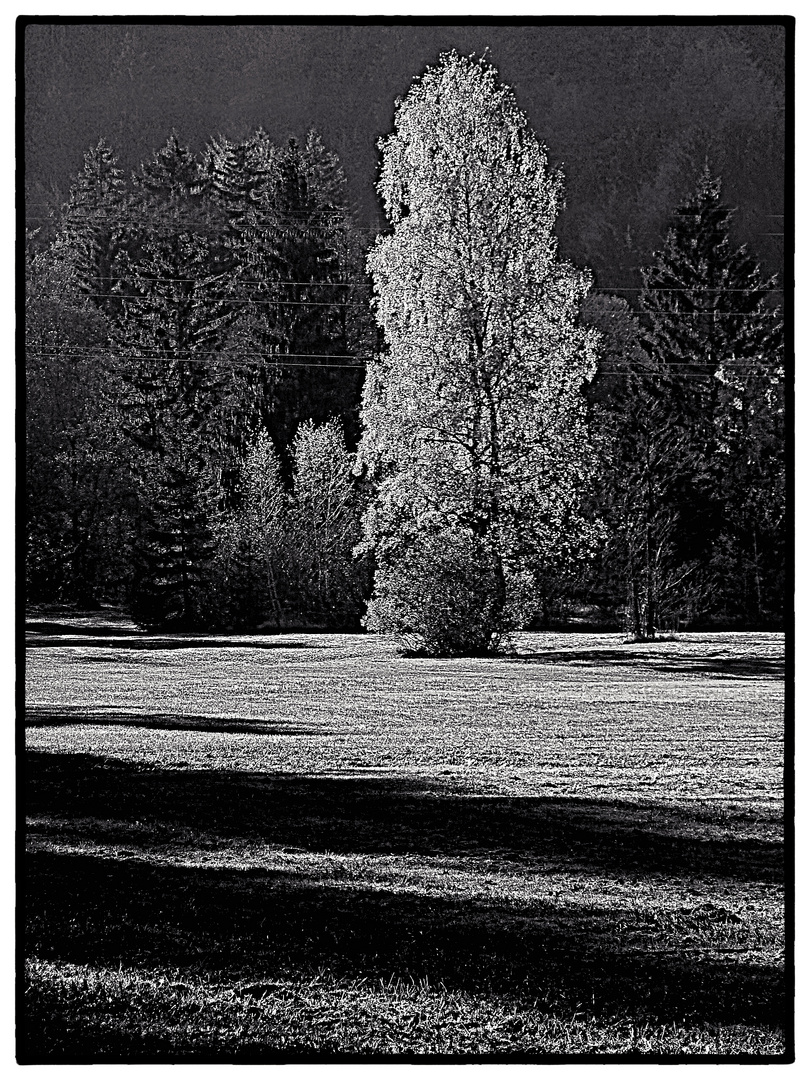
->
<box><xmin>22</xmin><ymin>613</ymin><xmax>787</xmax><ymax>1061</ymax></box>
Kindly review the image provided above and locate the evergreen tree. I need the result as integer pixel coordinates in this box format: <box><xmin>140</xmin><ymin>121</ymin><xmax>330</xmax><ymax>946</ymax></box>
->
<box><xmin>202</xmin><ymin>128</ymin><xmax>292</xmax><ymax>448</ymax></box>
<box><xmin>201</xmin><ymin>128</ymin><xmax>371</xmax><ymax>463</ymax></box>
<box><xmin>261</xmin><ymin>133</ymin><xmax>369</xmax><ymax>458</ymax></box>
<box><xmin>129</xmin><ymin>434</ymin><xmax>219</xmax><ymax>630</ymax></box>
<box><xmin>25</xmin><ymin>235</ymin><xmax>135</xmax><ymax>603</ymax></box>
<box><xmin>638</xmin><ymin>168</ymin><xmax>784</xmax><ymax>624</ymax></box>
<box><xmin>358</xmin><ymin>52</ymin><xmax>600</xmax><ymax>655</ymax></box>
<box><xmin>26</xmin><ymin>142</ymin><xmax>137</xmax><ymax>604</ymax></box>
<box><xmin>114</xmin><ymin>135</ymin><xmax>240</xmax><ymax>628</ymax></box>
<box><xmin>113</xmin><ymin>134</ymin><xmax>244</xmax><ymax>460</ymax></box>
<box><xmin>60</xmin><ymin>138</ymin><xmax>129</xmax><ymax>310</ymax></box>
<box><xmin>578</xmin><ymin>293</ymin><xmax>711</xmax><ymax>636</ymax></box>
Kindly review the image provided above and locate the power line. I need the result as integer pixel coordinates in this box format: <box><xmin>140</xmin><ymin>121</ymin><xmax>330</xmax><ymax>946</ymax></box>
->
<box><xmin>596</xmin><ymin>287</ymin><xmax>783</xmax><ymax>293</ymax></box>
<box><xmin>75</xmin><ymin>277</ymin><xmax>777</xmax><ymax>293</ymax></box>
<box><xmin>30</xmin><ymin>206</ymin><xmax>357</xmax><ymax>219</ymax></box>
<box><xmin>25</xmin><ymin>346</ymin><xmax>368</xmax><ymax>367</ymax></box>
<box><xmin>26</xmin><ymin>345</ymin><xmax>781</xmax><ymax>377</ymax></box>
<box><xmin>80</xmin><ymin>276</ymin><xmax>373</xmax><ymax>287</ymax></box>
<box><xmin>26</xmin><ymin>344</ymin><xmax>367</xmax><ymax>358</ymax></box>
<box><xmin>83</xmin><ymin>293</ymin><xmax>369</xmax><ymax>308</ymax></box>
<box><xmin>26</xmin><ymin>213</ymin><xmax>381</xmax><ymax>232</ymax></box>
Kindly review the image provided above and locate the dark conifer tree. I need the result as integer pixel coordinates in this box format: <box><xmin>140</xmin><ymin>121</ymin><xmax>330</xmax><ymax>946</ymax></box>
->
<box><xmin>114</xmin><ymin>134</ymin><xmax>241</xmax><ymax>455</ymax></box>
<box><xmin>200</xmin><ymin>128</ymin><xmax>371</xmax><ymax>465</ymax></box>
<box><xmin>114</xmin><ymin>135</ymin><xmax>239</xmax><ymax>626</ymax></box>
<box><xmin>637</xmin><ymin>168</ymin><xmax>784</xmax><ymax>624</ymax></box>
<box><xmin>580</xmin><ymin>293</ymin><xmax>709</xmax><ymax>637</ymax></box>
<box><xmin>129</xmin><ymin>436</ymin><xmax>219</xmax><ymax>630</ymax></box>
<box><xmin>202</xmin><ymin>130</ymin><xmax>285</xmax><ymax>447</ymax></box>
<box><xmin>261</xmin><ymin>132</ymin><xmax>370</xmax><ymax>458</ymax></box>
<box><xmin>60</xmin><ymin>138</ymin><xmax>129</xmax><ymax>311</ymax></box>
<box><xmin>25</xmin><ymin>237</ymin><xmax>134</xmax><ymax>603</ymax></box>
<box><xmin>27</xmin><ymin>141</ymin><xmax>137</xmax><ymax>604</ymax></box>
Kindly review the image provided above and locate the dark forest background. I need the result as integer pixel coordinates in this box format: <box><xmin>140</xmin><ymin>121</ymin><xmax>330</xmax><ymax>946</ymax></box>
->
<box><xmin>24</xmin><ymin>23</ymin><xmax>785</xmax><ymax>283</ymax></box>
<box><xmin>23</xmin><ymin>21</ymin><xmax>787</xmax><ymax>635</ymax></box>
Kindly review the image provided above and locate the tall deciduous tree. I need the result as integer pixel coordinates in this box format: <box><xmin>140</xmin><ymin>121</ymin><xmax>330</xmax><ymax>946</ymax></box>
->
<box><xmin>357</xmin><ymin>52</ymin><xmax>600</xmax><ymax>655</ymax></box>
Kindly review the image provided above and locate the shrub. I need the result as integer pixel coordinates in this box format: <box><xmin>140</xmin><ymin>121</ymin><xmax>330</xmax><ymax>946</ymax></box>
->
<box><xmin>364</xmin><ymin>528</ymin><xmax>533</xmax><ymax>655</ymax></box>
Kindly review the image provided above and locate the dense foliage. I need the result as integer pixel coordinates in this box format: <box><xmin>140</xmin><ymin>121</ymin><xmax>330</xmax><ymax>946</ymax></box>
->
<box><xmin>581</xmin><ymin>169</ymin><xmax>785</xmax><ymax>637</ymax></box>
<box><xmin>357</xmin><ymin>53</ymin><xmax>601</xmax><ymax>653</ymax></box>
<box><xmin>26</xmin><ymin>130</ymin><xmax>371</xmax><ymax>629</ymax></box>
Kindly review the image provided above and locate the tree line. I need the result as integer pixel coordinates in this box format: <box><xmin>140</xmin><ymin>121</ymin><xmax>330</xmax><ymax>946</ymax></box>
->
<box><xmin>25</xmin><ymin>54</ymin><xmax>785</xmax><ymax>649</ymax></box>
<box><xmin>26</xmin><ymin>127</ymin><xmax>373</xmax><ymax>630</ymax></box>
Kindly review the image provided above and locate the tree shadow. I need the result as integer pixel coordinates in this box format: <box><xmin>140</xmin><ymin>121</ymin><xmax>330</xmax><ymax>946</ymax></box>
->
<box><xmin>27</xmin><ymin>620</ymin><xmax>143</xmax><ymax>638</ymax></box>
<box><xmin>512</xmin><ymin>649</ymin><xmax>784</xmax><ymax>680</ymax></box>
<box><xmin>25</xmin><ymin>752</ymin><xmax>783</xmax><ymax>883</ymax></box>
<box><xmin>24</xmin><ymin>848</ymin><xmax>785</xmax><ymax>1030</ymax></box>
<box><xmin>651</xmin><ymin>658</ymin><xmax>785</xmax><ymax>679</ymax></box>
<box><xmin>25</xmin><ymin>633</ymin><xmax>331</xmax><ymax>651</ymax></box>
<box><xmin>25</xmin><ymin>706</ymin><xmax>322</xmax><ymax>737</ymax></box>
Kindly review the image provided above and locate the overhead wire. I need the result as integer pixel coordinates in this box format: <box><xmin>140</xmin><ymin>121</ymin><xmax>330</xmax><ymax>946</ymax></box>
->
<box><xmin>79</xmin><ymin>276</ymin><xmax>374</xmax><ymax>286</ymax></box>
<box><xmin>25</xmin><ymin>344</ymin><xmax>782</xmax><ymax>380</ymax></box>
<box><xmin>81</xmin><ymin>294</ymin><xmax>370</xmax><ymax>308</ymax></box>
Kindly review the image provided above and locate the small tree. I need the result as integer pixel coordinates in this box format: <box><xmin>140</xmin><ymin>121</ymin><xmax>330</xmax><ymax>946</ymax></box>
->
<box><xmin>129</xmin><ymin>432</ymin><xmax>219</xmax><ymax>631</ymax></box>
<box><xmin>287</xmin><ymin>419</ymin><xmax>369</xmax><ymax>628</ymax></box>
<box><xmin>212</xmin><ymin>433</ymin><xmax>288</xmax><ymax>630</ymax></box>
<box><xmin>211</xmin><ymin>421</ymin><xmax>368</xmax><ymax>631</ymax></box>
<box><xmin>357</xmin><ymin>52</ymin><xmax>600</xmax><ymax>654</ymax></box>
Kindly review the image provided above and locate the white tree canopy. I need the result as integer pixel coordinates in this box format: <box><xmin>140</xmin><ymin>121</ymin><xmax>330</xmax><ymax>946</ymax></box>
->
<box><xmin>358</xmin><ymin>52</ymin><xmax>601</xmax><ymax>651</ymax></box>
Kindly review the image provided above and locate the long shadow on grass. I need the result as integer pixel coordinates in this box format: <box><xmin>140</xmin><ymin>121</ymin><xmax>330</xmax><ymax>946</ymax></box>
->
<box><xmin>512</xmin><ymin>649</ymin><xmax>784</xmax><ymax>680</ymax></box>
<box><xmin>25</xmin><ymin>706</ymin><xmax>322</xmax><ymax>737</ymax></box>
<box><xmin>27</xmin><ymin>621</ymin><xmax>143</xmax><ymax>638</ymax></box>
<box><xmin>26</xmin><ymin>752</ymin><xmax>783</xmax><ymax>883</ymax></box>
<box><xmin>25</xmin><ymin>634</ymin><xmax>333</xmax><ymax>651</ymax></box>
<box><xmin>24</xmin><ymin>848</ymin><xmax>784</xmax><ymax>1031</ymax></box>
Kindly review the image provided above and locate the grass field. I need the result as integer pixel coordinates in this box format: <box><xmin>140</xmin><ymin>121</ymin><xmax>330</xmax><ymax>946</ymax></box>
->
<box><xmin>22</xmin><ymin>612</ymin><xmax>787</xmax><ymax>1061</ymax></box>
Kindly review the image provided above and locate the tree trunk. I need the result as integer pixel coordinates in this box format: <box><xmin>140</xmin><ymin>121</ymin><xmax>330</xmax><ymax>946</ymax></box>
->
<box><xmin>644</xmin><ymin>438</ymin><xmax>656</xmax><ymax>640</ymax></box>
<box><xmin>631</xmin><ymin>575</ymin><xmax>642</xmax><ymax>641</ymax></box>
<box><xmin>752</xmin><ymin>525</ymin><xmax>763</xmax><ymax>624</ymax></box>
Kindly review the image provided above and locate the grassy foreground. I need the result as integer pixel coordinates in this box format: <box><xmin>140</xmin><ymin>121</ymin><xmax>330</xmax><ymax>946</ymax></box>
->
<box><xmin>22</xmin><ymin>614</ymin><xmax>787</xmax><ymax>1061</ymax></box>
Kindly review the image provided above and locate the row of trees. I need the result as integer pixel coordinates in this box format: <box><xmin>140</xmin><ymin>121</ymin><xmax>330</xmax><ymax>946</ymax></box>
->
<box><xmin>582</xmin><ymin>169</ymin><xmax>784</xmax><ymax>638</ymax></box>
<box><xmin>26</xmin><ymin>127</ymin><xmax>373</xmax><ymax>629</ymax></box>
<box><xmin>25</xmin><ymin>53</ymin><xmax>785</xmax><ymax>650</ymax></box>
